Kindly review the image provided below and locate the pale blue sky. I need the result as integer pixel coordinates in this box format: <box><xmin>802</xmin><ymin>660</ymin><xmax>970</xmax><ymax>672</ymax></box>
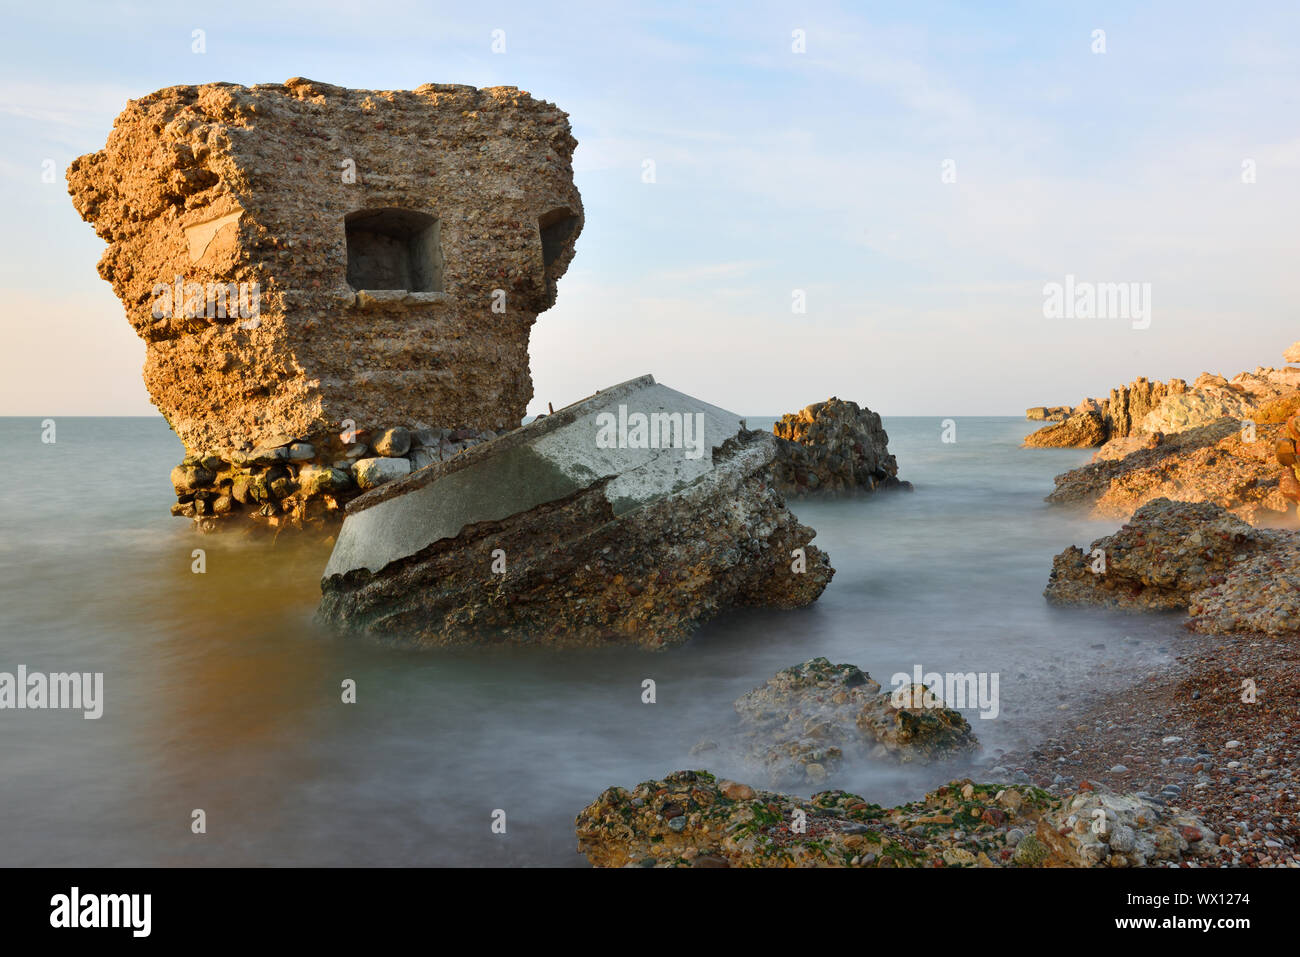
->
<box><xmin>2</xmin><ymin>0</ymin><xmax>1297</xmax><ymax>417</ymax></box>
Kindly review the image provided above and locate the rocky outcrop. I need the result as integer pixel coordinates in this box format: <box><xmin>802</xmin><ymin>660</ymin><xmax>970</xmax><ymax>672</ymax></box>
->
<box><xmin>1026</xmin><ymin>406</ymin><xmax>1071</xmax><ymax>421</ymax></box>
<box><xmin>1025</xmin><ymin>377</ymin><xmax>1185</xmax><ymax>448</ymax></box>
<box><xmin>1025</xmin><ymin>368</ymin><xmax>1300</xmax><ymax>449</ymax></box>
<box><xmin>67</xmin><ymin>78</ymin><xmax>583</xmax><ymax>526</ymax></box>
<box><xmin>693</xmin><ymin>657</ymin><xmax>977</xmax><ymax>787</ymax></box>
<box><xmin>574</xmin><ymin>770</ymin><xmax>1220</xmax><ymax>867</ymax></box>
<box><xmin>1274</xmin><ymin>412</ymin><xmax>1300</xmax><ymax>504</ymax></box>
<box><xmin>770</xmin><ymin>397</ymin><xmax>907</xmax><ymax>496</ymax></box>
<box><xmin>1045</xmin><ymin>418</ymin><xmax>1289</xmax><ymax>523</ymax></box>
<box><xmin>317</xmin><ymin>376</ymin><xmax>833</xmax><ymax>649</ymax></box>
<box><xmin>1021</xmin><ymin>410</ymin><xmax>1108</xmax><ymax>448</ymax></box>
<box><xmin>1044</xmin><ymin>497</ymin><xmax>1300</xmax><ymax>638</ymax></box>
<box><xmin>1044</xmin><ymin>498</ymin><xmax>1268</xmax><ymax>611</ymax></box>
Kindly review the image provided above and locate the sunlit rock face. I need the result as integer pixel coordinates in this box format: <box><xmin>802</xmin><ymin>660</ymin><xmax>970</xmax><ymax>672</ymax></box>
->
<box><xmin>317</xmin><ymin>376</ymin><xmax>834</xmax><ymax>649</ymax></box>
<box><xmin>770</xmin><ymin>397</ymin><xmax>906</xmax><ymax>496</ymax></box>
<box><xmin>67</xmin><ymin>78</ymin><xmax>582</xmax><ymax>529</ymax></box>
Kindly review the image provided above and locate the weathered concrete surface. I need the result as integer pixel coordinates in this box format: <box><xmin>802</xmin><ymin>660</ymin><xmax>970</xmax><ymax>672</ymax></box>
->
<box><xmin>317</xmin><ymin>375</ymin><xmax>834</xmax><ymax>648</ymax></box>
<box><xmin>67</xmin><ymin>78</ymin><xmax>582</xmax><ymax>528</ymax></box>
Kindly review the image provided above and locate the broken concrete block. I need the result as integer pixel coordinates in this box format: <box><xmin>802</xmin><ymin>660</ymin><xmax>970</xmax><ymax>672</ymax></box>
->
<box><xmin>316</xmin><ymin>375</ymin><xmax>834</xmax><ymax>649</ymax></box>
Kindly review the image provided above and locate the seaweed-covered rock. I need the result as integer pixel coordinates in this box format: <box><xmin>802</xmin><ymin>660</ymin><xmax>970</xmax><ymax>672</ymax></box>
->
<box><xmin>574</xmin><ymin>771</ymin><xmax>1220</xmax><ymax>868</ymax></box>
<box><xmin>696</xmin><ymin>657</ymin><xmax>978</xmax><ymax>786</ymax></box>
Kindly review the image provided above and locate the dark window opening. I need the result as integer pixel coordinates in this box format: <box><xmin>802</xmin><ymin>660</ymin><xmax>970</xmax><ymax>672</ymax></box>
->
<box><xmin>538</xmin><ymin>208</ymin><xmax>579</xmax><ymax>271</ymax></box>
<box><xmin>345</xmin><ymin>208</ymin><xmax>443</xmax><ymax>292</ymax></box>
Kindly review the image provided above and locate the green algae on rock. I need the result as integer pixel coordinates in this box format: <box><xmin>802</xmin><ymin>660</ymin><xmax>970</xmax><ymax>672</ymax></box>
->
<box><xmin>694</xmin><ymin>657</ymin><xmax>978</xmax><ymax>787</ymax></box>
<box><xmin>574</xmin><ymin>770</ymin><xmax>1221</xmax><ymax>868</ymax></box>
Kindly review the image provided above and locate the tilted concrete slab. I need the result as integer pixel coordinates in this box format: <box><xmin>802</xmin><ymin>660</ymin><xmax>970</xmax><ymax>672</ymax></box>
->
<box><xmin>323</xmin><ymin>375</ymin><xmax>745</xmax><ymax>577</ymax></box>
<box><xmin>317</xmin><ymin>374</ymin><xmax>834</xmax><ymax>649</ymax></box>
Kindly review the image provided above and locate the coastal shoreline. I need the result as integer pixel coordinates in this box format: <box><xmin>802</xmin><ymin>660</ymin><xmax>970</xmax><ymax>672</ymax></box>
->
<box><xmin>994</xmin><ymin>625</ymin><xmax>1299</xmax><ymax>867</ymax></box>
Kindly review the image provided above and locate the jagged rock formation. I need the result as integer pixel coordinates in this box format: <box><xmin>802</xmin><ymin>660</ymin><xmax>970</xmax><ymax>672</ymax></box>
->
<box><xmin>1045</xmin><ymin>418</ymin><xmax>1289</xmax><ymax>523</ymax></box>
<box><xmin>67</xmin><ymin>78</ymin><xmax>582</xmax><ymax>529</ymax></box>
<box><xmin>1025</xmin><ymin>377</ymin><xmax>1185</xmax><ymax>448</ymax></box>
<box><xmin>317</xmin><ymin>376</ymin><xmax>833</xmax><ymax>649</ymax></box>
<box><xmin>574</xmin><ymin>770</ymin><xmax>1220</xmax><ymax>867</ymax></box>
<box><xmin>770</xmin><ymin>397</ymin><xmax>907</xmax><ymax>496</ymax></box>
<box><xmin>1025</xmin><ymin>368</ymin><xmax>1300</xmax><ymax>449</ymax></box>
<box><xmin>692</xmin><ymin>658</ymin><xmax>978</xmax><ymax>787</ymax></box>
<box><xmin>1045</xmin><ymin>498</ymin><xmax>1268</xmax><ymax>611</ymax></box>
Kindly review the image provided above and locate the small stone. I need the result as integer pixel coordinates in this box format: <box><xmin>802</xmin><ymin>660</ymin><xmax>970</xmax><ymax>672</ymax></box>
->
<box><xmin>1108</xmin><ymin>825</ymin><xmax>1137</xmax><ymax>853</ymax></box>
<box><xmin>719</xmin><ymin>780</ymin><xmax>755</xmax><ymax>802</ymax></box>
<box><xmin>352</xmin><ymin>457</ymin><xmax>412</xmax><ymax>489</ymax></box>
<box><xmin>373</xmin><ymin>427</ymin><xmax>412</xmax><ymax>457</ymax></box>
<box><xmin>1012</xmin><ymin>834</ymin><xmax>1048</xmax><ymax>865</ymax></box>
<box><xmin>298</xmin><ymin>465</ymin><xmax>352</xmax><ymax>496</ymax></box>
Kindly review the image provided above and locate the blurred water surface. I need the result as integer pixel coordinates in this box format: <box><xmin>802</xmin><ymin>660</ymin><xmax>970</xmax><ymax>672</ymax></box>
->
<box><xmin>0</xmin><ymin>415</ymin><xmax>1182</xmax><ymax>865</ymax></box>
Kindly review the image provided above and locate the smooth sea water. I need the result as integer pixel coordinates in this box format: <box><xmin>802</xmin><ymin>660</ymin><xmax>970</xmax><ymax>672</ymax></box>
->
<box><xmin>0</xmin><ymin>415</ymin><xmax>1187</xmax><ymax>866</ymax></box>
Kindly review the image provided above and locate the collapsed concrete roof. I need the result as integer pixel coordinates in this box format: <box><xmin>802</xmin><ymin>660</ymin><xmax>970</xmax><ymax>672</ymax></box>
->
<box><xmin>317</xmin><ymin>375</ymin><xmax>834</xmax><ymax>648</ymax></box>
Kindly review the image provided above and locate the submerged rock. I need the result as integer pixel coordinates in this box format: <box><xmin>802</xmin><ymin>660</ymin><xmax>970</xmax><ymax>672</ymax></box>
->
<box><xmin>574</xmin><ymin>770</ymin><xmax>1220</xmax><ymax>868</ymax></box>
<box><xmin>699</xmin><ymin>657</ymin><xmax>978</xmax><ymax>786</ymax></box>
<box><xmin>770</xmin><ymin>397</ymin><xmax>908</xmax><ymax>496</ymax></box>
<box><xmin>316</xmin><ymin>375</ymin><xmax>833</xmax><ymax>649</ymax></box>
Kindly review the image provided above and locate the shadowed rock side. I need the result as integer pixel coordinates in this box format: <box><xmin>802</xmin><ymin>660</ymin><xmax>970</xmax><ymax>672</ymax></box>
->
<box><xmin>66</xmin><ymin>78</ymin><xmax>583</xmax><ymax>529</ymax></box>
<box><xmin>693</xmin><ymin>658</ymin><xmax>978</xmax><ymax>787</ymax></box>
<box><xmin>574</xmin><ymin>770</ymin><xmax>1220</xmax><ymax>867</ymax></box>
<box><xmin>770</xmin><ymin>397</ymin><xmax>908</xmax><ymax>496</ymax></box>
<box><xmin>1025</xmin><ymin>368</ymin><xmax>1300</xmax><ymax>448</ymax></box>
<box><xmin>1044</xmin><ymin>497</ymin><xmax>1300</xmax><ymax>638</ymax></box>
<box><xmin>317</xmin><ymin>376</ymin><xmax>833</xmax><ymax>649</ymax></box>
